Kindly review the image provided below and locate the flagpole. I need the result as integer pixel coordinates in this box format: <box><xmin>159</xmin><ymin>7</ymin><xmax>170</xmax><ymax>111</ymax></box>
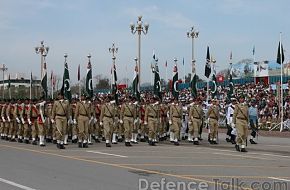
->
<box><xmin>165</xmin><ymin>61</ymin><xmax>168</xmax><ymax>88</ymax></box>
<box><xmin>30</xmin><ymin>72</ymin><xmax>32</xmax><ymax>100</ymax></box>
<box><xmin>183</xmin><ymin>58</ymin><xmax>185</xmax><ymax>83</ymax></box>
<box><xmin>280</xmin><ymin>32</ymin><xmax>284</xmax><ymax>132</ymax></box>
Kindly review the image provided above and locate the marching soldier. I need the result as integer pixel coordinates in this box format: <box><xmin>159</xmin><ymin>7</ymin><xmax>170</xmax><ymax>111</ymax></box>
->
<box><xmin>207</xmin><ymin>99</ymin><xmax>220</xmax><ymax>144</ymax></box>
<box><xmin>226</xmin><ymin>98</ymin><xmax>237</xmax><ymax>144</ymax></box>
<box><xmin>188</xmin><ymin>97</ymin><xmax>204</xmax><ymax>145</ymax></box>
<box><xmin>22</xmin><ymin>99</ymin><xmax>31</xmax><ymax>144</ymax></box>
<box><xmin>93</xmin><ymin>98</ymin><xmax>101</xmax><ymax>143</ymax></box>
<box><xmin>144</xmin><ymin>96</ymin><xmax>160</xmax><ymax>146</ymax></box>
<box><xmin>169</xmin><ymin>98</ymin><xmax>182</xmax><ymax>146</ymax></box>
<box><xmin>75</xmin><ymin>94</ymin><xmax>92</xmax><ymax>148</ymax></box>
<box><xmin>139</xmin><ymin>99</ymin><xmax>147</xmax><ymax>142</ymax></box>
<box><xmin>36</xmin><ymin>98</ymin><xmax>46</xmax><ymax>146</ymax></box>
<box><xmin>248</xmin><ymin>99</ymin><xmax>258</xmax><ymax>144</ymax></box>
<box><xmin>6</xmin><ymin>99</ymin><xmax>16</xmax><ymax>142</ymax></box>
<box><xmin>51</xmin><ymin>92</ymin><xmax>70</xmax><ymax>149</ymax></box>
<box><xmin>0</xmin><ymin>101</ymin><xmax>4</xmax><ymax>139</ymax></box>
<box><xmin>14</xmin><ymin>99</ymin><xmax>24</xmax><ymax>143</ymax></box>
<box><xmin>45</xmin><ymin>99</ymin><xmax>54</xmax><ymax>143</ymax></box>
<box><xmin>233</xmin><ymin>95</ymin><xmax>249</xmax><ymax>152</ymax></box>
<box><xmin>1</xmin><ymin>100</ymin><xmax>9</xmax><ymax>140</ymax></box>
<box><xmin>100</xmin><ymin>95</ymin><xmax>116</xmax><ymax>147</ymax></box>
<box><xmin>28</xmin><ymin>99</ymin><xmax>39</xmax><ymax>145</ymax></box>
<box><xmin>159</xmin><ymin>102</ymin><xmax>168</xmax><ymax>141</ymax></box>
<box><xmin>120</xmin><ymin>96</ymin><xmax>137</xmax><ymax>146</ymax></box>
<box><xmin>70</xmin><ymin>98</ymin><xmax>78</xmax><ymax>144</ymax></box>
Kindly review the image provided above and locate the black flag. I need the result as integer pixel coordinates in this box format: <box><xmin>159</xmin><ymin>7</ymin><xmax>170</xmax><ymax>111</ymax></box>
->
<box><xmin>204</xmin><ymin>46</ymin><xmax>211</xmax><ymax>78</ymax></box>
<box><xmin>277</xmin><ymin>42</ymin><xmax>285</xmax><ymax>64</ymax></box>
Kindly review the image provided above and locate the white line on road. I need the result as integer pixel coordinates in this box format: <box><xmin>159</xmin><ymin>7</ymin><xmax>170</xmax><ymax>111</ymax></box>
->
<box><xmin>0</xmin><ymin>177</ymin><xmax>37</xmax><ymax>190</ymax></box>
<box><xmin>86</xmin><ymin>151</ymin><xmax>128</xmax><ymax>158</ymax></box>
<box><xmin>268</xmin><ymin>177</ymin><xmax>290</xmax><ymax>182</ymax></box>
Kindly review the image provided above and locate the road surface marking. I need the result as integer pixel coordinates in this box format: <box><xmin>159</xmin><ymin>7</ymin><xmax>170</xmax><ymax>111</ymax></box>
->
<box><xmin>0</xmin><ymin>144</ymin><xmax>251</xmax><ymax>190</ymax></box>
<box><xmin>268</xmin><ymin>177</ymin><xmax>290</xmax><ymax>182</ymax></box>
<box><xmin>86</xmin><ymin>150</ymin><xmax>128</xmax><ymax>158</ymax></box>
<box><xmin>0</xmin><ymin>177</ymin><xmax>37</xmax><ymax>190</ymax></box>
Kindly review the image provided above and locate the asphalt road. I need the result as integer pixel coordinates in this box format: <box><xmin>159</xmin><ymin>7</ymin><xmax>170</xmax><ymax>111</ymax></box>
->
<box><xmin>0</xmin><ymin>133</ymin><xmax>290</xmax><ymax>190</ymax></box>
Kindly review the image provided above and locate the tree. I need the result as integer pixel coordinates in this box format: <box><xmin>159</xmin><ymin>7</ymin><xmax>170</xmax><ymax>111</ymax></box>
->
<box><xmin>94</xmin><ymin>74</ymin><xmax>110</xmax><ymax>89</ymax></box>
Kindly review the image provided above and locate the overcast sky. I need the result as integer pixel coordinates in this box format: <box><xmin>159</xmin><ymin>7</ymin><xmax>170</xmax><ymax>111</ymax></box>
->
<box><xmin>0</xmin><ymin>0</ymin><xmax>289</xmax><ymax>84</ymax></box>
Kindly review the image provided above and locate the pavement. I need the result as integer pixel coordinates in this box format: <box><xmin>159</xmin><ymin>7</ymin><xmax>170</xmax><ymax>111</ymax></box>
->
<box><xmin>0</xmin><ymin>133</ymin><xmax>290</xmax><ymax>190</ymax></box>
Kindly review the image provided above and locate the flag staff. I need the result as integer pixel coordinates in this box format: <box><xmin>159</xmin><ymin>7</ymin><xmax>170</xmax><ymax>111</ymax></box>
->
<box><xmin>279</xmin><ymin>32</ymin><xmax>284</xmax><ymax>132</ymax></box>
<box><xmin>0</xmin><ymin>64</ymin><xmax>8</xmax><ymax>100</ymax></box>
<box><xmin>77</xmin><ymin>65</ymin><xmax>81</xmax><ymax>99</ymax></box>
<box><xmin>30</xmin><ymin>72</ymin><xmax>32</xmax><ymax>100</ymax></box>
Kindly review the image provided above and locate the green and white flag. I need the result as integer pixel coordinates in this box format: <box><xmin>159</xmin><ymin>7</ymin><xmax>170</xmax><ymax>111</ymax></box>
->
<box><xmin>112</xmin><ymin>64</ymin><xmax>118</xmax><ymax>104</ymax></box>
<box><xmin>41</xmin><ymin>62</ymin><xmax>48</xmax><ymax>99</ymax></box>
<box><xmin>132</xmin><ymin>64</ymin><xmax>140</xmax><ymax>101</ymax></box>
<box><xmin>86</xmin><ymin>60</ymin><xmax>93</xmax><ymax>98</ymax></box>
<box><xmin>153</xmin><ymin>64</ymin><xmax>162</xmax><ymax>100</ymax></box>
<box><xmin>211</xmin><ymin>64</ymin><xmax>217</xmax><ymax>99</ymax></box>
<box><xmin>191</xmin><ymin>74</ymin><xmax>197</xmax><ymax>98</ymax></box>
<box><xmin>172</xmin><ymin>64</ymin><xmax>179</xmax><ymax>99</ymax></box>
<box><xmin>61</xmin><ymin>61</ymin><xmax>72</xmax><ymax>101</ymax></box>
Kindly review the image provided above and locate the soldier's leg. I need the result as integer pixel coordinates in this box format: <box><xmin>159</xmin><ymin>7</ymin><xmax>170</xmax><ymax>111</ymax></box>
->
<box><xmin>187</xmin><ymin>121</ymin><xmax>194</xmax><ymax>142</ymax></box>
<box><xmin>152</xmin><ymin>119</ymin><xmax>158</xmax><ymax>144</ymax></box>
<box><xmin>112</xmin><ymin>120</ymin><xmax>119</xmax><ymax>144</ymax></box>
<box><xmin>38</xmin><ymin>123</ymin><xmax>46</xmax><ymax>146</ymax></box>
<box><xmin>117</xmin><ymin>123</ymin><xmax>124</xmax><ymax>142</ymax></box>
<box><xmin>235</xmin><ymin>120</ymin><xmax>244</xmax><ymax>151</ymax></box>
<box><xmin>173</xmin><ymin>119</ymin><xmax>181</xmax><ymax>145</ymax></box>
<box><xmin>11</xmin><ymin>121</ymin><xmax>17</xmax><ymax>141</ymax></box>
<box><xmin>83</xmin><ymin>119</ymin><xmax>89</xmax><ymax>148</ymax></box>
<box><xmin>93</xmin><ymin>123</ymin><xmax>100</xmax><ymax>143</ymax></box>
<box><xmin>124</xmin><ymin>118</ymin><xmax>131</xmax><ymax>144</ymax></box>
<box><xmin>0</xmin><ymin>122</ymin><xmax>4</xmax><ymax>139</ymax></box>
<box><xmin>23</xmin><ymin>123</ymin><xmax>30</xmax><ymax>143</ymax></box>
<box><xmin>31</xmin><ymin>121</ymin><xmax>38</xmax><ymax>145</ymax></box>
<box><xmin>212</xmin><ymin>120</ymin><xmax>218</xmax><ymax>144</ymax></box>
<box><xmin>78</xmin><ymin>119</ymin><xmax>85</xmax><ymax>147</ymax></box>
<box><xmin>17</xmin><ymin>123</ymin><xmax>24</xmax><ymax>143</ymax></box>
<box><xmin>249</xmin><ymin>119</ymin><xmax>257</xmax><ymax>144</ymax></box>
<box><xmin>209</xmin><ymin>119</ymin><xmax>214</xmax><ymax>143</ymax></box>
<box><xmin>131</xmin><ymin>119</ymin><xmax>138</xmax><ymax>144</ymax></box>
<box><xmin>72</xmin><ymin>123</ymin><xmax>78</xmax><ymax>143</ymax></box>
<box><xmin>192</xmin><ymin>120</ymin><xmax>200</xmax><ymax>144</ymax></box>
<box><xmin>148</xmin><ymin>118</ymin><xmax>155</xmax><ymax>145</ymax></box>
<box><xmin>103</xmin><ymin>117</ymin><xmax>112</xmax><ymax>146</ymax></box>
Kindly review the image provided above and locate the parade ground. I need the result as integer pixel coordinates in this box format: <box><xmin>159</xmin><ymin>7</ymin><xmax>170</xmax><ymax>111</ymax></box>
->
<box><xmin>0</xmin><ymin>133</ymin><xmax>290</xmax><ymax>190</ymax></box>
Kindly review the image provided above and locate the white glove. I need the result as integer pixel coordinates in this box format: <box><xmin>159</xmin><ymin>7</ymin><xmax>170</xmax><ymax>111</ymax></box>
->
<box><xmin>16</xmin><ymin>117</ymin><xmax>21</xmax><ymax>124</ymax></box>
<box><xmin>134</xmin><ymin>119</ymin><xmax>138</xmax><ymax>124</ymax></box>
<box><xmin>2</xmin><ymin>117</ymin><xmax>5</xmax><ymax>122</ymax></box>
<box><xmin>188</xmin><ymin>121</ymin><xmax>192</xmax><ymax>124</ymax></box>
<box><xmin>99</xmin><ymin>121</ymin><xmax>103</xmax><ymax>126</ymax></box>
<box><xmin>119</xmin><ymin>120</ymin><xmax>123</xmax><ymax>124</ymax></box>
<box><xmin>144</xmin><ymin>121</ymin><xmax>148</xmax><ymax>125</ymax></box>
<box><xmin>51</xmin><ymin>119</ymin><xmax>55</xmax><ymax>124</ymax></box>
<box><xmin>93</xmin><ymin>118</ymin><xmax>97</xmax><ymax>124</ymax></box>
<box><xmin>8</xmin><ymin>117</ymin><xmax>11</xmax><ymax>122</ymax></box>
<box><xmin>21</xmin><ymin>118</ymin><xmax>25</xmax><ymax>124</ymax></box>
<box><xmin>231</xmin><ymin>123</ymin><xmax>235</xmax><ymax>128</ymax></box>
<box><xmin>73</xmin><ymin>119</ymin><xmax>77</xmax><ymax>124</ymax></box>
<box><xmin>28</xmin><ymin>119</ymin><xmax>32</xmax><ymax>125</ymax></box>
<box><xmin>169</xmin><ymin>120</ymin><xmax>172</xmax><ymax>125</ymax></box>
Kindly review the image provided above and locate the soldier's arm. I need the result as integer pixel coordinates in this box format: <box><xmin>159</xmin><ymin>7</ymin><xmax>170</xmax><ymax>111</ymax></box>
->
<box><xmin>233</xmin><ymin>105</ymin><xmax>238</xmax><ymax>124</ymax></box>
<box><xmin>75</xmin><ymin>103</ymin><xmax>80</xmax><ymax>118</ymax></box>
<box><xmin>169</xmin><ymin>106</ymin><xmax>173</xmax><ymax>122</ymax></box>
<box><xmin>66</xmin><ymin>101</ymin><xmax>71</xmax><ymax>119</ymax></box>
<box><xmin>144</xmin><ymin>106</ymin><xmax>148</xmax><ymax>124</ymax></box>
<box><xmin>120</xmin><ymin>105</ymin><xmax>124</xmax><ymax>121</ymax></box>
<box><xmin>100</xmin><ymin>105</ymin><xmax>105</xmax><ymax>122</ymax></box>
<box><xmin>51</xmin><ymin>102</ymin><xmax>57</xmax><ymax>119</ymax></box>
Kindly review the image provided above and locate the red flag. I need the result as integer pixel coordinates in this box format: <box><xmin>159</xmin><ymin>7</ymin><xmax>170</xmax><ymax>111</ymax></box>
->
<box><xmin>77</xmin><ymin>64</ymin><xmax>80</xmax><ymax>81</ymax></box>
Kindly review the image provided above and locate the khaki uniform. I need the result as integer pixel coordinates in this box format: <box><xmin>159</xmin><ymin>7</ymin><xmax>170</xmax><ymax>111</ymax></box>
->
<box><xmin>93</xmin><ymin>103</ymin><xmax>102</xmax><ymax>140</ymax></box>
<box><xmin>1</xmin><ymin>104</ymin><xmax>8</xmax><ymax>138</ymax></box>
<box><xmin>75</xmin><ymin>100</ymin><xmax>92</xmax><ymax>142</ymax></box>
<box><xmin>100</xmin><ymin>102</ymin><xmax>116</xmax><ymax>143</ymax></box>
<box><xmin>120</xmin><ymin>102</ymin><xmax>137</xmax><ymax>142</ymax></box>
<box><xmin>28</xmin><ymin>104</ymin><xmax>39</xmax><ymax>142</ymax></box>
<box><xmin>189</xmin><ymin>103</ymin><xmax>203</xmax><ymax>142</ymax></box>
<box><xmin>6</xmin><ymin>103</ymin><xmax>16</xmax><ymax>140</ymax></box>
<box><xmin>14</xmin><ymin>103</ymin><xmax>24</xmax><ymax>141</ymax></box>
<box><xmin>145</xmin><ymin>104</ymin><xmax>160</xmax><ymax>142</ymax></box>
<box><xmin>207</xmin><ymin>105</ymin><xmax>219</xmax><ymax>142</ymax></box>
<box><xmin>0</xmin><ymin>104</ymin><xmax>3</xmax><ymax>138</ymax></box>
<box><xmin>45</xmin><ymin>103</ymin><xmax>54</xmax><ymax>141</ymax></box>
<box><xmin>169</xmin><ymin>103</ymin><xmax>182</xmax><ymax>142</ymax></box>
<box><xmin>159</xmin><ymin>104</ymin><xmax>168</xmax><ymax>139</ymax></box>
<box><xmin>22</xmin><ymin>104</ymin><xmax>31</xmax><ymax>141</ymax></box>
<box><xmin>139</xmin><ymin>105</ymin><xmax>147</xmax><ymax>140</ymax></box>
<box><xmin>52</xmin><ymin>100</ymin><xmax>70</xmax><ymax>143</ymax></box>
<box><xmin>233</xmin><ymin>103</ymin><xmax>249</xmax><ymax>148</ymax></box>
<box><xmin>70</xmin><ymin>103</ymin><xmax>78</xmax><ymax>141</ymax></box>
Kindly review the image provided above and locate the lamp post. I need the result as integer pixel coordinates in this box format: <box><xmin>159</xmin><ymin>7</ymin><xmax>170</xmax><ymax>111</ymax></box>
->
<box><xmin>109</xmin><ymin>43</ymin><xmax>118</xmax><ymax>89</ymax></box>
<box><xmin>35</xmin><ymin>41</ymin><xmax>49</xmax><ymax>79</ymax></box>
<box><xmin>187</xmin><ymin>27</ymin><xmax>199</xmax><ymax>76</ymax></box>
<box><xmin>130</xmin><ymin>16</ymin><xmax>149</xmax><ymax>87</ymax></box>
<box><xmin>0</xmin><ymin>64</ymin><xmax>8</xmax><ymax>100</ymax></box>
